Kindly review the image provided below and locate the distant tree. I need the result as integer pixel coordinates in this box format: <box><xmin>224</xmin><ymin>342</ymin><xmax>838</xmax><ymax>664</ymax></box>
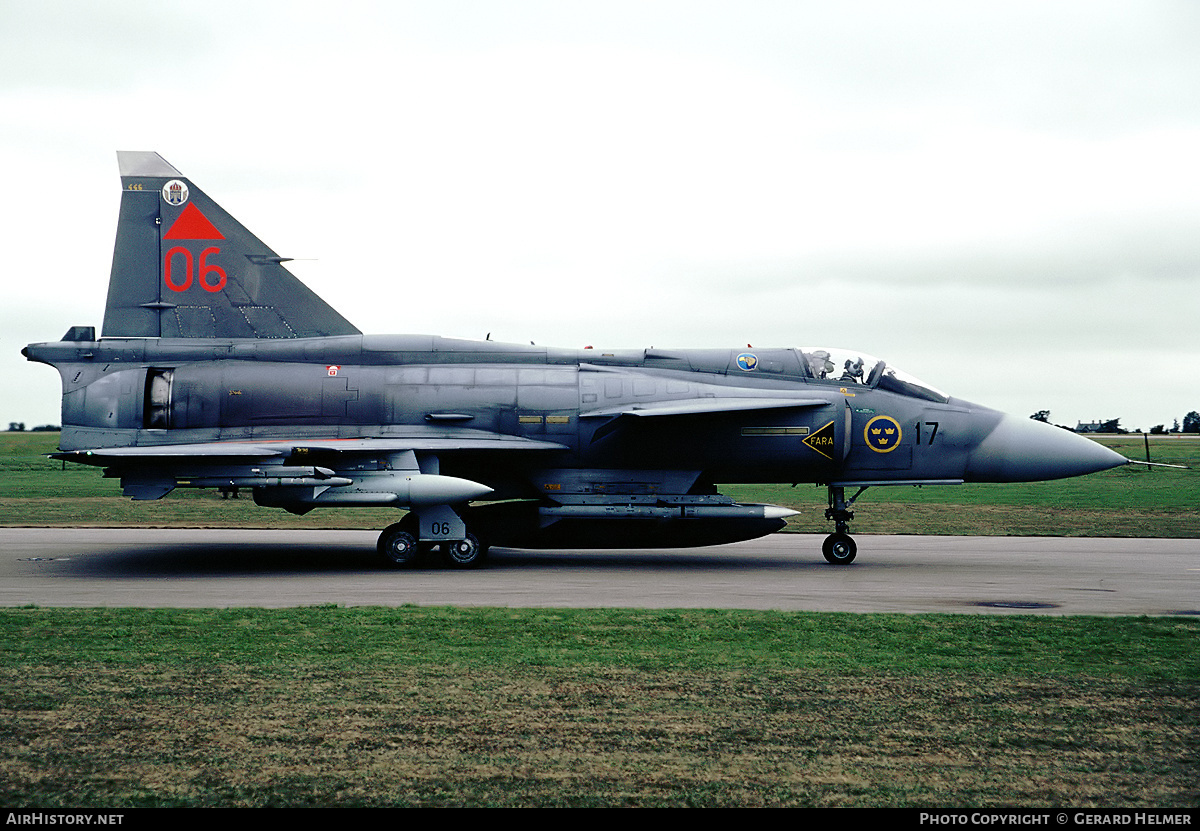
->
<box><xmin>1150</xmin><ymin>424</ymin><xmax>1166</xmax><ymax>435</ymax></box>
<box><xmin>1030</xmin><ymin>410</ymin><xmax>1051</xmax><ymax>423</ymax></box>
<box><xmin>1101</xmin><ymin>418</ymin><xmax>1124</xmax><ymax>434</ymax></box>
<box><xmin>1172</xmin><ymin>419</ymin><xmax>1181</xmax><ymax>433</ymax></box>
<box><xmin>6</xmin><ymin>422</ymin><xmax>25</xmax><ymax>432</ymax></box>
<box><xmin>1183</xmin><ymin>411</ymin><xmax>1200</xmax><ymax>434</ymax></box>
<box><xmin>30</xmin><ymin>424</ymin><xmax>60</xmax><ymax>432</ymax></box>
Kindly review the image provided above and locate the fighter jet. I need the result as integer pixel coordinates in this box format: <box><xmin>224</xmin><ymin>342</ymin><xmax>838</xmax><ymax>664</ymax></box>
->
<box><xmin>22</xmin><ymin>152</ymin><xmax>1134</xmax><ymax>566</ymax></box>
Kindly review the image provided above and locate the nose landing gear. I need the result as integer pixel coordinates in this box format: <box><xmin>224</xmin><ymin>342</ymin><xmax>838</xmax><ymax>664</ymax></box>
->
<box><xmin>822</xmin><ymin>532</ymin><xmax>857</xmax><ymax>564</ymax></box>
<box><xmin>823</xmin><ymin>485</ymin><xmax>867</xmax><ymax>564</ymax></box>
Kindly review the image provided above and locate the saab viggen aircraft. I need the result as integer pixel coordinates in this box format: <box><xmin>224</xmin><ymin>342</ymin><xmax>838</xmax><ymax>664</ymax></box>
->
<box><xmin>22</xmin><ymin>152</ymin><xmax>1134</xmax><ymax>567</ymax></box>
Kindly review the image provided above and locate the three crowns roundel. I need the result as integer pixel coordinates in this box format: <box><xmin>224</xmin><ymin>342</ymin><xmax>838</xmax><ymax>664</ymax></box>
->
<box><xmin>864</xmin><ymin>415</ymin><xmax>902</xmax><ymax>453</ymax></box>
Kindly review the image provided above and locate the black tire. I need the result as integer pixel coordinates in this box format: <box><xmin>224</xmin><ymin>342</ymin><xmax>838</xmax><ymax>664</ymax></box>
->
<box><xmin>443</xmin><ymin>533</ymin><xmax>487</xmax><ymax>569</ymax></box>
<box><xmin>822</xmin><ymin>533</ymin><xmax>857</xmax><ymax>564</ymax></box>
<box><xmin>378</xmin><ymin>523</ymin><xmax>420</xmax><ymax>568</ymax></box>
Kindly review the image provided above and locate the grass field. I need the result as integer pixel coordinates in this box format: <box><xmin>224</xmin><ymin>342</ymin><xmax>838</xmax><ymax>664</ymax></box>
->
<box><xmin>2</xmin><ymin>431</ymin><xmax>1197</xmax><ymax>537</ymax></box>
<box><xmin>2</xmin><ymin>431</ymin><xmax>1197</xmax><ymax>807</ymax></box>
<box><xmin>1</xmin><ymin>607</ymin><xmax>1196</xmax><ymax>808</ymax></box>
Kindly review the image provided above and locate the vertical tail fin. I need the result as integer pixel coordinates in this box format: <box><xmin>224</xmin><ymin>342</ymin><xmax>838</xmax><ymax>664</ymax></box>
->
<box><xmin>102</xmin><ymin>151</ymin><xmax>360</xmax><ymax>339</ymax></box>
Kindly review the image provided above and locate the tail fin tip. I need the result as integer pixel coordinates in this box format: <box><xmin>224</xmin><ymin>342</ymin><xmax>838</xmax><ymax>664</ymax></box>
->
<box><xmin>116</xmin><ymin>151</ymin><xmax>182</xmax><ymax>179</ymax></box>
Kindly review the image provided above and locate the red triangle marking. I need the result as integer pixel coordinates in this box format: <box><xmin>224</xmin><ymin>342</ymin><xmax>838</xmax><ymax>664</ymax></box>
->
<box><xmin>163</xmin><ymin>203</ymin><xmax>225</xmax><ymax>240</ymax></box>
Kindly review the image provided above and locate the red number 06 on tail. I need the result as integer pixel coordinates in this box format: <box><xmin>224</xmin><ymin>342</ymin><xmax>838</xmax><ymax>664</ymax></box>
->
<box><xmin>164</xmin><ymin>246</ymin><xmax>227</xmax><ymax>292</ymax></box>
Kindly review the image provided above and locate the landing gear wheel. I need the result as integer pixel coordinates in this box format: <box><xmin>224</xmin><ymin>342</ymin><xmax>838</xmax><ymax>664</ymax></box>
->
<box><xmin>378</xmin><ymin>523</ymin><xmax>420</xmax><ymax>568</ymax></box>
<box><xmin>443</xmin><ymin>533</ymin><xmax>487</xmax><ymax>569</ymax></box>
<box><xmin>822</xmin><ymin>533</ymin><xmax>857</xmax><ymax>565</ymax></box>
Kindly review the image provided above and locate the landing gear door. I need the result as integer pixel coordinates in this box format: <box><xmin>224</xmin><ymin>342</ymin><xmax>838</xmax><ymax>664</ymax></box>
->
<box><xmin>415</xmin><ymin>504</ymin><xmax>466</xmax><ymax>542</ymax></box>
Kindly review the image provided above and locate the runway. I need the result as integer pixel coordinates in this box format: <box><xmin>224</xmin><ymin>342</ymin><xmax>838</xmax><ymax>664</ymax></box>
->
<box><xmin>2</xmin><ymin>528</ymin><xmax>1196</xmax><ymax>615</ymax></box>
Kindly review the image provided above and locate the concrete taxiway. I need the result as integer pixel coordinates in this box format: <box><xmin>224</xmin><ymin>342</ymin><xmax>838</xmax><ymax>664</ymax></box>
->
<box><xmin>1</xmin><ymin>528</ymin><xmax>1196</xmax><ymax>615</ymax></box>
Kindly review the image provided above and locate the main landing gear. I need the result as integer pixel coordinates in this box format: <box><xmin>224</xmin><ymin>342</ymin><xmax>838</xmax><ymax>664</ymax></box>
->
<box><xmin>377</xmin><ymin>514</ymin><xmax>488</xmax><ymax>569</ymax></box>
<box><xmin>822</xmin><ymin>485</ymin><xmax>868</xmax><ymax>564</ymax></box>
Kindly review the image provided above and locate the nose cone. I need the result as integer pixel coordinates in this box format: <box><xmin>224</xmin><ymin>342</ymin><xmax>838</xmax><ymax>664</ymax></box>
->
<box><xmin>966</xmin><ymin>415</ymin><xmax>1128</xmax><ymax>483</ymax></box>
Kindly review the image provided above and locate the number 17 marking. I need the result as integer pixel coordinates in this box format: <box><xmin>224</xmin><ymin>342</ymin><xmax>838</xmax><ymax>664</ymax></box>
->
<box><xmin>915</xmin><ymin>421</ymin><xmax>939</xmax><ymax>446</ymax></box>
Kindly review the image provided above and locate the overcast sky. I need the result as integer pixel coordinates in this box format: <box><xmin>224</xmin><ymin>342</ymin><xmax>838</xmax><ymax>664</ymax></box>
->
<box><xmin>4</xmin><ymin>0</ymin><xmax>1199</xmax><ymax>431</ymax></box>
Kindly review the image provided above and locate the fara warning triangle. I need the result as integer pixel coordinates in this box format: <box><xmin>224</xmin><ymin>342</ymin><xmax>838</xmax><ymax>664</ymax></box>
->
<box><xmin>164</xmin><ymin>202</ymin><xmax>225</xmax><ymax>240</ymax></box>
<box><xmin>802</xmin><ymin>420</ymin><xmax>837</xmax><ymax>459</ymax></box>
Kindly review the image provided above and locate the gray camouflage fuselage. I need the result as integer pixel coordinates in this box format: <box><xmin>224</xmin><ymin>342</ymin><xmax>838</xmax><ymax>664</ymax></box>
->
<box><xmin>22</xmin><ymin>152</ymin><xmax>1130</xmax><ymax>563</ymax></box>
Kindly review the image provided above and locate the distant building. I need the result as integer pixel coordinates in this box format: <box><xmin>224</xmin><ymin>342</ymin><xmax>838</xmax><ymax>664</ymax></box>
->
<box><xmin>1075</xmin><ymin>421</ymin><xmax>1105</xmax><ymax>433</ymax></box>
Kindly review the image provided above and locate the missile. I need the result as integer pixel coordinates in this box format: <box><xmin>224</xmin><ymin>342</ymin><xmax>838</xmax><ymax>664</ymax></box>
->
<box><xmin>299</xmin><ymin>472</ymin><xmax>494</xmax><ymax>507</ymax></box>
<box><xmin>404</xmin><ymin>473</ymin><xmax>494</xmax><ymax>506</ymax></box>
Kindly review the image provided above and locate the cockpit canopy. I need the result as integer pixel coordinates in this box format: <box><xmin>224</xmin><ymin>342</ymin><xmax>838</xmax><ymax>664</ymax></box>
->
<box><xmin>798</xmin><ymin>347</ymin><xmax>949</xmax><ymax>403</ymax></box>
